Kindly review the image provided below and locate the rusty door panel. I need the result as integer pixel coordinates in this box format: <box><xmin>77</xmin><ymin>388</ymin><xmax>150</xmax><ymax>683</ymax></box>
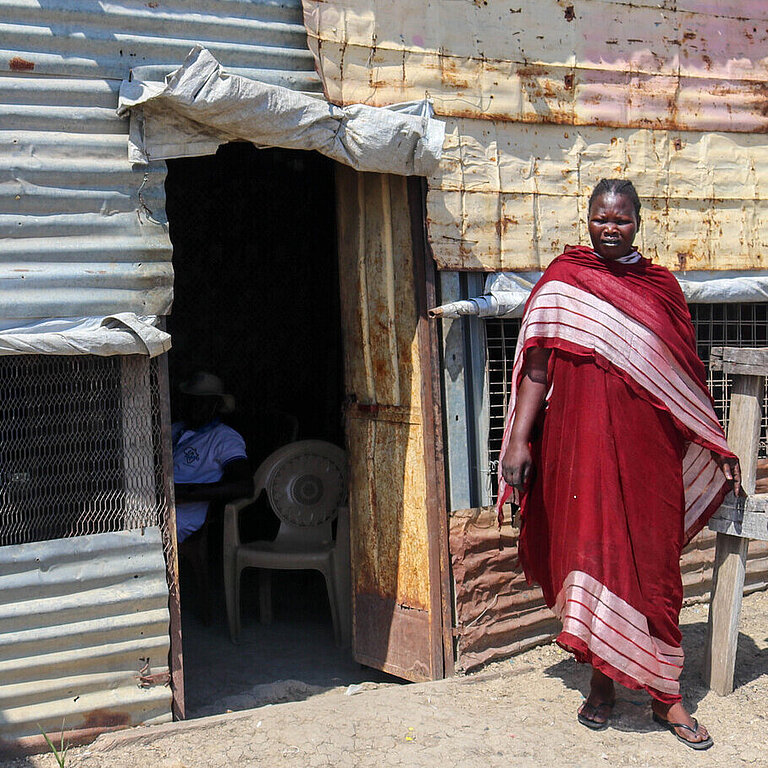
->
<box><xmin>336</xmin><ymin>166</ymin><xmax>446</xmax><ymax>682</ymax></box>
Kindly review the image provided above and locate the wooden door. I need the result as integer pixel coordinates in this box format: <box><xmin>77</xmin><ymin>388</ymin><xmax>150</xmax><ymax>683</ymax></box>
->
<box><xmin>335</xmin><ymin>167</ymin><xmax>452</xmax><ymax>681</ymax></box>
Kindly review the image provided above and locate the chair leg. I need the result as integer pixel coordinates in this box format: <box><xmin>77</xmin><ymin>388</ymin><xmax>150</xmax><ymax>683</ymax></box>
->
<box><xmin>331</xmin><ymin>559</ymin><xmax>352</xmax><ymax>648</ymax></box>
<box><xmin>258</xmin><ymin>569</ymin><xmax>273</xmax><ymax>624</ymax></box>
<box><xmin>224</xmin><ymin>554</ymin><xmax>241</xmax><ymax>644</ymax></box>
<box><xmin>321</xmin><ymin>567</ymin><xmax>342</xmax><ymax>646</ymax></box>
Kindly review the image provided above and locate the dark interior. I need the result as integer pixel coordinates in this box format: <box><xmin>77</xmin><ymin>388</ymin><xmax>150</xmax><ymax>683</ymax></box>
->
<box><xmin>163</xmin><ymin>144</ymin><xmax>365</xmax><ymax>716</ymax></box>
<box><xmin>165</xmin><ymin>143</ymin><xmax>344</xmax><ymax>468</ymax></box>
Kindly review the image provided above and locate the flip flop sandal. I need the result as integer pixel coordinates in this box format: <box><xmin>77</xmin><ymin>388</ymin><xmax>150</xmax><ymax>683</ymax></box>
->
<box><xmin>652</xmin><ymin>712</ymin><xmax>714</xmax><ymax>750</ymax></box>
<box><xmin>577</xmin><ymin>700</ymin><xmax>615</xmax><ymax>731</ymax></box>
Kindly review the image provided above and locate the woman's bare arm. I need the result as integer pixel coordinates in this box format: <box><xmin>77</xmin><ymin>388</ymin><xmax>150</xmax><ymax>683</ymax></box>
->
<box><xmin>501</xmin><ymin>347</ymin><xmax>551</xmax><ymax>504</ymax></box>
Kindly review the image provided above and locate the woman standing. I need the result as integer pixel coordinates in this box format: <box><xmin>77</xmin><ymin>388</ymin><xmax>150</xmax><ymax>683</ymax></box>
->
<box><xmin>499</xmin><ymin>179</ymin><xmax>741</xmax><ymax>750</ymax></box>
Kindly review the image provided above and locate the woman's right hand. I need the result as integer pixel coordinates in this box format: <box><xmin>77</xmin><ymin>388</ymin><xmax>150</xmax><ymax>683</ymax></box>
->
<box><xmin>501</xmin><ymin>439</ymin><xmax>533</xmax><ymax>505</ymax></box>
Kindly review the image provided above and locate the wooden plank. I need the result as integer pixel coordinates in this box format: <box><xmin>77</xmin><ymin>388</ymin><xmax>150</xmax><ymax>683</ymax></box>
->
<box><xmin>710</xmin><ymin>346</ymin><xmax>768</xmax><ymax>376</ymax></box>
<box><xmin>705</xmin><ymin>533</ymin><xmax>749</xmax><ymax>695</ymax></box>
<box><xmin>156</xmin><ymin>349</ymin><xmax>185</xmax><ymax>721</ymax></box>
<box><xmin>409</xmin><ymin>176</ymin><xmax>454</xmax><ymax>677</ymax></box>
<box><xmin>705</xmin><ymin>372</ymin><xmax>763</xmax><ymax>695</ymax></box>
<box><xmin>709</xmin><ymin>494</ymin><xmax>768</xmax><ymax>541</ymax></box>
<box><xmin>727</xmin><ymin>374</ymin><xmax>764</xmax><ymax>497</ymax></box>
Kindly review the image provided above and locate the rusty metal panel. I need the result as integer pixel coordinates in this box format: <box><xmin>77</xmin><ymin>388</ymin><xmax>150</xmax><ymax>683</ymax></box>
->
<box><xmin>0</xmin><ymin>527</ymin><xmax>172</xmax><ymax>746</ymax></box>
<box><xmin>303</xmin><ymin>0</ymin><xmax>768</xmax><ymax>132</ymax></box>
<box><xmin>337</xmin><ymin>165</ymin><xmax>444</xmax><ymax>681</ymax></box>
<box><xmin>450</xmin><ymin>507</ymin><xmax>768</xmax><ymax>673</ymax></box>
<box><xmin>427</xmin><ymin>120</ymin><xmax>768</xmax><ymax>272</ymax></box>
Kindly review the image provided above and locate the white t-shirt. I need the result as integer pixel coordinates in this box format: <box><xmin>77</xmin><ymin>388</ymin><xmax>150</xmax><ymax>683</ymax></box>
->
<box><xmin>172</xmin><ymin>420</ymin><xmax>247</xmax><ymax>543</ymax></box>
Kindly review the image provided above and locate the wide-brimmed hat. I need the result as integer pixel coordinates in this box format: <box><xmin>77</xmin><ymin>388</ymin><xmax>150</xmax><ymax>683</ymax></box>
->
<box><xmin>178</xmin><ymin>371</ymin><xmax>235</xmax><ymax>413</ymax></box>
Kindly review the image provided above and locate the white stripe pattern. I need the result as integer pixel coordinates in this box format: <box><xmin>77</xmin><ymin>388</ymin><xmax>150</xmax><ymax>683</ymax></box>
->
<box><xmin>498</xmin><ymin>280</ymin><xmax>729</xmax><ymax>539</ymax></box>
<box><xmin>555</xmin><ymin>571</ymin><xmax>683</xmax><ymax>695</ymax></box>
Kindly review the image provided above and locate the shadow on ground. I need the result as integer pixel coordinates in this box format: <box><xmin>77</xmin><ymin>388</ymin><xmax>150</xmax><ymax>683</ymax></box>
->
<box><xmin>541</xmin><ymin>620</ymin><xmax>768</xmax><ymax>735</ymax></box>
<box><xmin>180</xmin><ymin>568</ymin><xmax>401</xmax><ymax>719</ymax></box>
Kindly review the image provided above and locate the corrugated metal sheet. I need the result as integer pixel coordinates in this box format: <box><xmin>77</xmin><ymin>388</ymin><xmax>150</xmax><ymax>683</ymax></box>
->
<box><xmin>2</xmin><ymin>0</ymin><xmax>321</xmax><ymax>88</ymax></box>
<box><xmin>336</xmin><ymin>167</ymin><xmax>444</xmax><ymax>681</ymax></box>
<box><xmin>450</xmin><ymin>508</ymin><xmax>768</xmax><ymax>673</ymax></box>
<box><xmin>0</xmin><ymin>527</ymin><xmax>172</xmax><ymax>744</ymax></box>
<box><xmin>0</xmin><ymin>72</ymin><xmax>172</xmax><ymax>320</ymax></box>
<box><xmin>428</xmin><ymin>120</ymin><xmax>768</xmax><ymax>272</ymax></box>
<box><xmin>303</xmin><ymin>0</ymin><xmax>768</xmax><ymax>132</ymax></box>
<box><xmin>1</xmin><ymin>0</ymin><xmax>319</xmax><ymax>322</ymax></box>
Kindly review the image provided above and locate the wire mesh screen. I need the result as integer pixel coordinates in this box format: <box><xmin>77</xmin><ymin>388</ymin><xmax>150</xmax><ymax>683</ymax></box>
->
<box><xmin>485</xmin><ymin>303</ymin><xmax>768</xmax><ymax>503</ymax></box>
<box><xmin>0</xmin><ymin>355</ymin><xmax>170</xmax><ymax>549</ymax></box>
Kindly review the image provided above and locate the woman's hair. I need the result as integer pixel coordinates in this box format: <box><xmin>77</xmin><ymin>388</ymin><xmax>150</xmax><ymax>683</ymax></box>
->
<box><xmin>588</xmin><ymin>178</ymin><xmax>641</xmax><ymax>218</ymax></box>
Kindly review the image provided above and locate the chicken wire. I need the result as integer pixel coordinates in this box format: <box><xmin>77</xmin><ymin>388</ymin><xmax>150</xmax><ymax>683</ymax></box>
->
<box><xmin>0</xmin><ymin>355</ymin><xmax>171</xmax><ymax>551</ymax></box>
<box><xmin>486</xmin><ymin>303</ymin><xmax>768</xmax><ymax>503</ymax></box>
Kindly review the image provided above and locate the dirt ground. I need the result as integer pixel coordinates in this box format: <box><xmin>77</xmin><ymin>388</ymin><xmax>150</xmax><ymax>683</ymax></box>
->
<box><xmin>9</xmin><ymin>588</ymin><xmax>768</xmax><ymax>768</ymax></box>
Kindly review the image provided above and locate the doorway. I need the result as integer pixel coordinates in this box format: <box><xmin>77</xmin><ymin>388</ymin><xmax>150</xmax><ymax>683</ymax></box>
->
<box><xmin>164</xmin><ymin>144</ymin><xmax>385</xmax><ymax>716</ymax></box>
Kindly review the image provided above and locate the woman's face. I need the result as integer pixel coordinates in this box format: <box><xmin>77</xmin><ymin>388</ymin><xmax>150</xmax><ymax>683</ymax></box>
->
<box><xmin>588</xmin><ymin>192</ymin><xmax>639</xmax><ymax>260</ymax></box>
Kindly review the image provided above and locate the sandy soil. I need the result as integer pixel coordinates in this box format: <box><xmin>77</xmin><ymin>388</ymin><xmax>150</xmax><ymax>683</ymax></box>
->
<box><xmin>9</xmin><ymin>589</ymin><xmax>768</xmax><ymax>768</ymax></box>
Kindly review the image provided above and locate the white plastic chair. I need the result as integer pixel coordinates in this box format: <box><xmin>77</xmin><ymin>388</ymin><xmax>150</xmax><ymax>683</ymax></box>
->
<box><xmin>223</xmin><ymin>440</ymin><xmax>350</xmax><ymax>646</ymax></box>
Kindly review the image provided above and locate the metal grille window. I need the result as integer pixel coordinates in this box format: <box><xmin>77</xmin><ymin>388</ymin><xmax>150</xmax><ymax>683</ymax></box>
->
<box><xmin>485</xmin><ymin>303</ymin><xmax>768</xmax><ymax>503</ymax></box>
<box><xmin>0</xmin><ymin>355</ymin><xmax>170</xmax><ymax>551</ymax></box>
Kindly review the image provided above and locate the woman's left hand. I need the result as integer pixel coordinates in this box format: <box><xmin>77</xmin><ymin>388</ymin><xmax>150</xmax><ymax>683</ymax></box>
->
<box><xmin>711</xmin><ymin>452</ymin><xmax>743</xmax><ymax>497</ymax></box>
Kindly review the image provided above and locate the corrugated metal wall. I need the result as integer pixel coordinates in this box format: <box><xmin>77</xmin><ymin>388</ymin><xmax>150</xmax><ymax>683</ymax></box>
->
<box><xmin>0</xmin><ymin>0</ymin><xmax>321</xmax><ymax>743</ymax></box>
<box><xmin>1</xmin><ymin>0</ymin><xmax>319</xmax><ymax>322</ymax></box>
<box><xmin>0</xmin><ymin>528</ymin><xmax>171</xmax><ymax>745</ymax></box>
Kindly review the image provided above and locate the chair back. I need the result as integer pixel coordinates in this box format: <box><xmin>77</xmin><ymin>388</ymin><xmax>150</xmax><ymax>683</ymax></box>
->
<box><xmin>259</xmin><ymin>440</ymin><xmax>347</xmax><ymax>548</ymax></box>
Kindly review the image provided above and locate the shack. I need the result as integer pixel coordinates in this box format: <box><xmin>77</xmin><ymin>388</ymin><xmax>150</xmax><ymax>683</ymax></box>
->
<box><xmin>1</xmin><ymin>0</ymin><xmax>767</xmax><ymax>751</ymax></box>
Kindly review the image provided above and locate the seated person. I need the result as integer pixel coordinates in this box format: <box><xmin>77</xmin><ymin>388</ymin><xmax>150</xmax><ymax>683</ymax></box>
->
<box><xmin>172</xmin><ymin>372</ymin><xmax>253</xmax><ymax>543</ymax></box>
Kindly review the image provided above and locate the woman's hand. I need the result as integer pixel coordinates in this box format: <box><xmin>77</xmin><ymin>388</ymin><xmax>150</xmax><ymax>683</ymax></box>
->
<box><xmin>502</xmin><ymin>440</ymin><xmax>533</xmax><ymax>506</ymax></box>
<box><xmin>711</xmin><ymin>452</ymin><xmax>743</xmax><ymax>497</ymax></box>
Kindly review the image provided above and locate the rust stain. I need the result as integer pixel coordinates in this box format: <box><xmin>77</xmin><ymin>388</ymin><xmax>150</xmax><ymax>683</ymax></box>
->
<box><xmin>677</xmin><ymin>252</ymin><xmax>689</xmax><ymax>270</ymax></box>
<box><xmin>683</xmin><ymin>31</ymin><xmax>697</xmax><ymax>40</ymax></box>
<box><xmin>702</xmin><ymin>54</ymin><xmax>712</xmax><ymax>70</ymax></box>
<box><xmin>81</xmin><ymin>709</ymin><xmax>131</xmax><ymax>729</ymax></box>
<box><xmin>564</xmin><ymin>73</ymin><xmax>574</xmax><ymax>90</ymax></box>
<box><xmin>440</xmin><ymin>57</ymin><xmax>471</xmax><ymax>89</ymax></box>
<box><xmin>495</xmin><ymin>216</ymin><xmax>519</xmax><ymax>237</ymax></box>
<box><xmin>9</xmin><ymin>57</ymin><xmax>34</xmax><ymax>71</ymax></box>
<box><xmin>517</xmin><ymin>64</ymin><xmax>547</xmax><ymax>78</ymax></box>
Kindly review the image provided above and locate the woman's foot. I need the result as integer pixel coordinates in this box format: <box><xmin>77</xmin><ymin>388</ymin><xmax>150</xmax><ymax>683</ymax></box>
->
<box><xmin>577</xmin><ymin>669</ymin><xmax>615</xmax><ymax>730</ymax></box>
<box><xmin>651</xmin><ymin>701</ymin><xmax>713</xmax><ymax>750</ymax></box>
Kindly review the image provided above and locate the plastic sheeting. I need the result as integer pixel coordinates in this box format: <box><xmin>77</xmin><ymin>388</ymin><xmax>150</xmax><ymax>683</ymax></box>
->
<box><xmin>429</xmin><ymin>272</ymin><xmax>768</xmax><ymax>319</ymax></box>
<box><xmin>0</xmin><ymin>315</ymin><xmax>171</xmax><ymax>357</ymax></box>
<box><xmin>117</xmin><ymin>46</ymin><xmax>445</xmax><ymax>176</ymax></box>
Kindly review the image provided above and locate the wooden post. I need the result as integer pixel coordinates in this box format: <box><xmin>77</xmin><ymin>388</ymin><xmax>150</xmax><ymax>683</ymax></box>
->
<box><xmin>704</xmin><ymin>372</ymin><xmax>763</xmax><ymax>695</ymax></box>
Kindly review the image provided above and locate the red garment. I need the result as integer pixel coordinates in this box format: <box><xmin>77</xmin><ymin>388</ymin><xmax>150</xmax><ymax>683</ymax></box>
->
<box><xmin>497</xmin><ymin>246</ymin><xmax>734</xmax><ymax>703</ymax></box>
